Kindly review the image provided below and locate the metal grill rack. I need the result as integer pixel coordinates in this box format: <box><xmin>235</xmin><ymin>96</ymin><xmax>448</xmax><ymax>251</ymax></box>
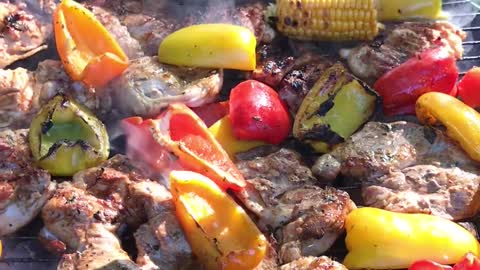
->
<box><xmin>1</xmin><ymin>1</ymin><xmax>480</xmax><ymax>269</ymax></box>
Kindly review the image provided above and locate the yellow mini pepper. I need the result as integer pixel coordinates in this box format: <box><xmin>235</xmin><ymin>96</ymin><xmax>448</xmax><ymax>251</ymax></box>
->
<box><xmin>54</xmin><ymin>0</ymin><xmax>129</xmax><ymax>88</ymax></box>
<box><xmin>158</xmin><ymin>24</ymin><xmax>256</xmax><ymax>71</ymax></box>
<box><xmin>416</xmin><ymin>92</ymin><xmax>480</xmax><ymax>162</ymax></box>
<box><xmin>170</xmin><ymin>170</ymin><xmax>267</xmax><ymax>270</ymax></box>
<box><xmin>209</xmin><ymin>116</ymin><xmax>267</xmax><ymax>160</ymax></box>
<box><xmin>344</xmin><ymin>207</ymin><xmax>480</xmax><ymax>270</ymax></box>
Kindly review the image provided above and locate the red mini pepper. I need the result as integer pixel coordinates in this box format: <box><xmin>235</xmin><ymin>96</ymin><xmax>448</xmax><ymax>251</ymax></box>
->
<box><xmin>229</xmin><ymin>80</ymin><xmax>291</xmax><ymax>144</ymax></box>
<box><xmin>374</xmin><ymin>47</ymin><xmax>458</xmax><ymax>116</ymax></box>
<box><xmin>458</xmin><ymin>67</ymin><xmax>480</xmax><ymax>109</ymax></box>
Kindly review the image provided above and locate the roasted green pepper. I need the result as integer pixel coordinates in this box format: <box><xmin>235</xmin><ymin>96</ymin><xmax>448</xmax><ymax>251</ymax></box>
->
<box><xmin>28</xmin><ymin>95</ymin><xmax>109</xmax><ymax>176</ymax></box>
<box><xmin>293</xmin><ymin>63</ymin><xmax>380</xmax><ymax>153</ymax></box>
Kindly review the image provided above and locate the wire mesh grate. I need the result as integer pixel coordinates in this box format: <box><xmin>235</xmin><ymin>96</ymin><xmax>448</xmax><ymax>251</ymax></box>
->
<box><xmin>1</xmin><ymin>1</ymin><xmax>480</xmax><ymax>269</ymax></box>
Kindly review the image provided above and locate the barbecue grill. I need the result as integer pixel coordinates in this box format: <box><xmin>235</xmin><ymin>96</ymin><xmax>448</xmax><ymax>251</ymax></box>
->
<box><xmin>1</xmin><ymin>1</ymin><xmax>480</xmax><ymax>269</ymax></box>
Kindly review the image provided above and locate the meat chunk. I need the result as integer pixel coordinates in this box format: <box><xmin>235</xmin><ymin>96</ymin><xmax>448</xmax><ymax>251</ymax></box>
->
<box><xmin>313</xmin><ymin>121</ymin><xmax>480</xmax><ymax>220</ymax></box>
<box><xmin>0</xmin><ymin>60</ymin><xmax>111</xmax><ymax>130</ymax></box>
<box><xmin>0</xmin><ymin>1</ymin><xmax>55</xmax><ymax>68</ymax></box>
<box><xmin>0</xmin><ymin>129</ymin><xmax>54</xmax><ymax>236</ymax></box>
<box><xmin>235</xmin><ymin>148</ymin><xmax>355</xmax><ymax>264</ymax></box>
<box><xmin>42</xmin><ymin>155</ymin><xmax>195</xmax><ymax>270</ymax></box>
<box><xmin>280</xmin><ymin>256</ymin><xmax>348</xmax><ymax>270</ymax></box>
<box><xmin>341</xmin><ymin>22</ymin><xmax>467</xmax><ymax>83</ymax></box>
<box><xmin>108</xmin><ymin>56</ymin><xmax>223</xmax><ymax>118</ymax></box>
<box><xmin>251</xmin><ymin>42</ymin><xmax>332</xmax><ymax>112</ymax></box>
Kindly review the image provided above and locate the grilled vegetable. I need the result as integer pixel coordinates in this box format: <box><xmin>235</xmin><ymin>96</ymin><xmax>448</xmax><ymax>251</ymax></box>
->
<box><xmin>293</xmin><ymin>63</ymin><xmax>379</xmax><ymax>153</ymax></box>
<box><xmin>209</xmin><ymin>116</ymin><xmax>268</xmax><ymax>160</ymax></box>
<box><xmin>458</xmin><ymin>67</ymin><xmax>480</xmax><ymax>109</ymax></box>
<box><xmin>376</xmin><ymin>0</ymin><xmax>444</xmax><ymax>21</ymax></box>
<box><xmin>416</xmin><ymin>92</ymin><xmax>480</xmax><ymax>162</ymax></box>
<box><xmin>409</xmin><ymin>254</ymin><xmax>480</xmax><ymax>270</ymax></box>
<box><xmin>344</xmin><ymin>208</ymin><xmax>480</xmax><ymax>270</ymax></box>
<box><xmin>229</xmin><ymin>80</ymin><xmax>291</xmax><ymax>145</ymax></box>
<box><xmin>158</xmin><ymin>24</ymin><xmax>256</xmax><ymax>71</ymax></box>
<box><xmin>374</xmin><ymin>47</ymin><xmax>458</xmax><ymax>116</ymax></box>
<box><xmin>274</xmin><ymin>0</ymin><xmax>379</xmax><ymax>41</ymax></box>
<box><xmin>28</xmin><ymin>95</ymin><xmax>109</xmax><ymax>176</ymax></box>
<box><xmin>122</xmin><ymin>103</ymin><xmax>246</xmax><ymax>191</ymax></box>
<box><xmin>54</xmin><ymin>0</ymin><xmax>128</xmax><ymax>88</ymax></box>
<box><xmin>170</xmin><ymin>170</ymin><xmax>267</xmax><ymax>270</ymax></box>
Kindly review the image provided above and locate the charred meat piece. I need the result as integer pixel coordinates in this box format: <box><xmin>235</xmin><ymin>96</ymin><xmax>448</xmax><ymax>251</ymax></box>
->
<box><xmin>0</xmin><ymin>1</ymin><xmax>55</xmax><ymax>68</ymax></box>
<box><xmin>251</xmin><ymin>42</ymin><xmax>296</xmax><ymax>87</ymax></box>
<box><xmin>42</xmin><ymin>155</ymin><xmax>195</xmax><ymax>270</ymax></box>
<box><xmin>235</xmin><ymin>148</ymin><xmax>355</xmax><ymax>264</ymax></box>
<box><xmin>341</xmin><ymin>22</ymin><xmax>467</xmax><ymax>83</ymax></box>
<box><xmin>108</xmin><ymin>56</ymin><xmax>223</xmax><ymax>118</ymax></box>
<box><xmin>0</xmin><ymin>129</ymin><xmax>54</xmax><ymax>236</ymax></box>
<box><xmin>314</xmin><ymin>121</ymin><xmax>480</xmax><ymax>221</ymax></box>
<box><xmin>0</xmin><ymin>60</ymin><xmax>112</xmax><ymax>130</ymax></box>
<box><xmin>280</xmin><ymin>256</ymin><xmax>348</xmax><ymax>270</ymax></box>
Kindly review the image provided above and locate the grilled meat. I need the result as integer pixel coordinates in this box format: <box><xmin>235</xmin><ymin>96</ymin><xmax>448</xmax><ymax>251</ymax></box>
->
<box><xmin>313</xmin><ymin>121</ymin><xmax>480</xmax><ymax>221</ymax></box>
<box><xmin>280</xmin><ymin>256</ymin><xmax>348</xmax><ymax>270</ymax></box>
<box><xmin>0</xmin><ymin>129</ymin><xmax>54</xmax><ymax>236</ymax></box>
<box><xmin>108</xmin><ymin>56</ymin><xmax>223</xmax><ymax>118</ymax></box>
<box><xmin>341</xmin><ymin>22</ymin><xmax>467</xmax><ymax>83</ymax></box>
<box><xmin>252</xmin><ymin>42</ymin><xmax>332</xmax><ymax>113</ymax></box>
<box><xmin>235</xmin><ymin>148</ymin><xmax>356</xmax><ymax>264</ymax></box>
<box><xmin>0</xmin><ymin>0</ymin><xmax>55</xmax><ymax>68</ymax></box>
<box><xmin>0</xmin><ymin>60</ymin><xmax>111</xmax><ymax>130</ymax></box>
<box><xmin>42</xmin><ymin>155</ymin><xmax>194</xmax><ymax>270</ymax></box>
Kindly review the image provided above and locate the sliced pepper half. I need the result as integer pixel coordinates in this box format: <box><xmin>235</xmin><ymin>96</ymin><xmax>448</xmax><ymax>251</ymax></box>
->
<box><xmin>158</xmin><ymin>24</ymin><xmax>256</xmax><ymax>71</ymax></box>
<box><xmin>293</xmin><ymin>63</ymin><xmax>380</xmax><ymax>153</ymax></box>
<box><xmin>122</xmin><ymin>103</ymin><xmax>246</xmax><ymax>191</ymax></box>
<box><xmin>28</xmin><ymin>95</ymin><xmax>109</xmax><ymax>176</ymax></box>
<box><xmin>170</xmin><ymin>170</ymin><xmax>267</xmax><ymax>270</ymax></box>
<box><xmin>54</xmin><ymin>0</ymin><xmax>129</xmax><ymax>88</ymax></box>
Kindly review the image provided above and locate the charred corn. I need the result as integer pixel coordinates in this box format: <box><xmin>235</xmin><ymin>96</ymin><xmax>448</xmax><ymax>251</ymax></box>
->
<box><xmin>275</xmin><ymin>0</ymin><xmax>379</xmax><ymax>41</ymax></box>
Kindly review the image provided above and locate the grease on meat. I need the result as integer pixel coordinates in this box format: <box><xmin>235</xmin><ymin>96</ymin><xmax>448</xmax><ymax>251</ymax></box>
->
<box><xmin>314</xmin><ymin>121</ymin><xmax>480</xmax><ymax>221</ymax></box>
<box><xmin>235</xmin><ymin>148</ymin><xmax>356</xmax><ymax>264</ymax></box>
<box><xmin>0</xmin><ymin>129</ymin><xmax>54</xmax><ymax>236</ymax></box>
<box><xmin>0</xmin><ymin>0</ymin><xmax>55</xmax><ymax>68</ymax></box>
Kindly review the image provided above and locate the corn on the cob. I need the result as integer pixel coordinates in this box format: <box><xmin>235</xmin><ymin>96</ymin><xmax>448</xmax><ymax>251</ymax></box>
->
<box><xmin>275</xmin><ymin>0</ymin><xmax>379</xmax><ymax>41</ymax></box>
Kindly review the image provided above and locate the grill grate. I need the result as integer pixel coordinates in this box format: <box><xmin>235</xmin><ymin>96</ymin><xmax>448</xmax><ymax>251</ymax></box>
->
<box><xmin>1</xmin><ymin>1</ymin><xmax>480</xmax><ymax>269</ymax></box>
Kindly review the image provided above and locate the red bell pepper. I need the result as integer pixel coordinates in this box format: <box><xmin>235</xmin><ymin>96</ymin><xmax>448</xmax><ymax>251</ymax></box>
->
<box><xmin>458</xmin><ymin>67</ymin><xmax>480</xmax><ymax>109</ymax></box>
<box><xmin>122</xmin><ymin>103</ymin><xmax>246</xmax><ymax>191</ymax></box>
<box><xmin>229</xmin><ymin>80</ymin><xmax>291</xmax><ymax>144</ymax></box>
<box><xmin>374</xmin><ymin>47</ymin><xmax>458</xmax><ymax>116</ymax></box>
<box><xmin>409</xmin><ymin>253</ymin><xmax>480</xmax><ymax>270</ymax></box>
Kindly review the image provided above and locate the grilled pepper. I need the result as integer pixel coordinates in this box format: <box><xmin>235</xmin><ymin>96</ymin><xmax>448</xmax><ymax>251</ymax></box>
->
<box><xmin>158</xmin><ymin>24</ymin><xmax>256</xmax><ymax>71</ymax></box>
<box><xmin>122</xmin><ymin>103</ymin><xmax>246</xmax><ymax>191</ymax></box>
<box><xmin>416</xmin><ymin>92</ymin><xmax>480</xmax><ymax>162</ymax></box>
<box><xmin>170</xmin><ymin>170</ymin><xmax>267</xmax><ymax>270</ymax></box>
<box><xmin>458</xmin><ymin>67</ymin><xmax>480</xmax><ymax>109</ymax></box>
<box><xmin>54</xmin><ymin>0</ymin><xmax>129</xmax><ymax>88</ymax></box>
<box><xmin>293</xmin><ymin>63</ymin><xmax>379</xmax><ymax>153</ymax></box>
<box><xmin>209</xmin><ymin>116</ymin><xmax>268</xmax><ymax>160</ymax></box>
<box><xmin>409</xmin><ymin>254</ymin><xmax>480</xmax><ymax>270</ymax></box>
<box><xmin>28</xmin><ymin>95</ymin><xmax>109</xmax><ymax>176</ymax></box>
<box><xmin>374</xmin><ymin>47</ymin><xmax>458</xmax><ymax>116</ymax></box>
<box><xmin>376</xmin><ymin>0</ymin><xmax>445</xmax><ymax>21</ymax></box>
<box><xmin>344</xmin><ymin>207</ymin><xmax>480</xmax><ymax>270</ymax></box>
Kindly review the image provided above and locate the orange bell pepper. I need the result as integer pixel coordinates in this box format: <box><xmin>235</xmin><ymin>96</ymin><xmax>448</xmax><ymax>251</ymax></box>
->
<box><xmin>122</xmin><ymin>103</ymin><xmax>246</xmax><ymax>191</ymax></box>
<box><xmin>53</xmin><ymin>0</ymin><xmax>128</xmax><ymax>88</ymax></box>
<box><xmin>170</xmin><ymin>170</ymin><xmax>267</xmax><ymax>270</ymax></box>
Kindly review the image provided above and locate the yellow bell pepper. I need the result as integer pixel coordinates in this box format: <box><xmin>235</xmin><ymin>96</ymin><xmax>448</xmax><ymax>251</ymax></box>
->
<box><xmin>376</xmin><ymin>0</ymin><xmax>446</xmax><ymax>21</ymax></box>
<box><xmin>54</xmin><ymin>0</ymin><xmax>129</xmax><ymax>88</ymax></box>
<box><xmin>344</xmin><ymin>207</ymin><xmax>480</xmax><ymax>270</ymax></box>
<box><xmin>170</xmin><ymin>170</ymin><xmax>267</xmax><ymax>270</ymax></box>
<box><xmin>416</xmin><ymin>92</ymin><xmax>480</xmax><ymax>162</ymax></box>
<box><xmin>158</xmin><ymin>24</ymin><xmax>256</xmax><ymax>71</ymax></box>
<box><xmin>209</xmin><ymin>116</ymin><xmax>267</xmax><ymax>160</ymax></box>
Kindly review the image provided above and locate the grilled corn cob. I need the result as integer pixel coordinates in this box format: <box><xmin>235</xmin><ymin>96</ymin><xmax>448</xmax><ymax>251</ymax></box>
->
<box><xmin>275</xmin><ymin>0</ymin><xmax>379</xmax><ymax>41</ymax></box>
